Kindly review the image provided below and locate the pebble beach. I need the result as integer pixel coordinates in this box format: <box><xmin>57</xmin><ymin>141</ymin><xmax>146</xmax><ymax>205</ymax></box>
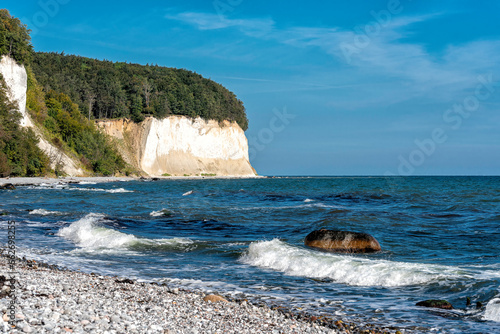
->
<box><xmin>0</xmin><ymin>255</ymin><xmax>350</xmax><ymax>334</ymax></box>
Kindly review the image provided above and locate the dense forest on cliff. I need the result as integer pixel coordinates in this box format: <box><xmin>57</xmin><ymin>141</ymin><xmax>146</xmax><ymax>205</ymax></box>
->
<box><xmin>31</xmin><ymin>52</ymin><xmax>249</xmax><ymax>130</ymax></box>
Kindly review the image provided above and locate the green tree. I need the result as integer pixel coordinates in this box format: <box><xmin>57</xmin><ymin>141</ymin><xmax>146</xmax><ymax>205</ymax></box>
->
<box><xmin>41</xmin><ymin>90</ymin><xmax>127</xmax><ymax>176</ymax></box>
<box><xmin>0</xmin><ymin>9</ymin><xmax>33</xmax><ymax>65</ymax></box>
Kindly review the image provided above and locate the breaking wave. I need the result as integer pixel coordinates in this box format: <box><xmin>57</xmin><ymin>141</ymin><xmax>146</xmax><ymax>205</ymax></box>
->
<box><xmin>57</xmin><ymin>213</ymin><xmax>192</xmax><ymax>250</ymax></box>
<box><xmin>70</xmin><ymin>187</ymin><xmax>133</xmax><ymax>193</ymax></box>
<box><xmin>29</xmin><ymin>209</ymin><xmax>62</xmax><ymax>216</ymax></box>
<box><xmin>150</xmin><ymin>209</ymin><xmax>173</xmax><ymax>217</ymax></box>
<box><xmin>241</xmin><ymin>239</ymin><xmax>470</xmax><ymax>287</ymax></box>
<box><xmin>484</xmin><ymin>298</ymin><xmax>500</xmax><ymax>322</ymax></box>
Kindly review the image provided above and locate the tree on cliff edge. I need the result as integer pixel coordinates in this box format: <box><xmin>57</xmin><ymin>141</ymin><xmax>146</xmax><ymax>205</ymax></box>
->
<box><xmin>0</xmin><ymin>9</ymin><xmax>33</xmax><ymax>65</ymax></box>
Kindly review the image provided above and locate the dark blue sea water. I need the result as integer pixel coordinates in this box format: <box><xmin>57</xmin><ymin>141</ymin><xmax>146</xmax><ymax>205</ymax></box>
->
<box><xmin>1</xmin><ymin>176</ymin><xmax>499</xmax><ymax>333</ymax></box>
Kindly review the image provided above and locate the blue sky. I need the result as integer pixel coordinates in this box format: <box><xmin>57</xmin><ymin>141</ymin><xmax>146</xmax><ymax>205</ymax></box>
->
<box><xmin>5</xmin><ymin>0</ymin><xmax>500</xmax><ymax>175</ymax></box>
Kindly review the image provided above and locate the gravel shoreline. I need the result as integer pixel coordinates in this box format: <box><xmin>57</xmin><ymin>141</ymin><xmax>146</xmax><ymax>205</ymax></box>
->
<box><xmin>0</xmin><ymin>255</ymin><xmax>404</xmax><ymax>334</ymax></box>
<box><xmin>0</xmin><ymin>175</ymin><xmax>264</xmax><ymax>187</ymax></box>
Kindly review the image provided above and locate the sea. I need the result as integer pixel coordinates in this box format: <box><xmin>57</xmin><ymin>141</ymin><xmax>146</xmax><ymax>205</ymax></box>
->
<box><xmin>0</xmin><ymin>176</ymin><xmax>499</xmax><ymax>333</ymax></box>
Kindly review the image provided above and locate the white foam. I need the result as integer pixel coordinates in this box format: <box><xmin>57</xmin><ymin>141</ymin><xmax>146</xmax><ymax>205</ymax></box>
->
<box><xmin>231</xmin><ymin>203</ymin><xmax>345</xmax><ymax>211</ymax></box>
<box><xmin>241</xmin><ymin>239</ymin><xmax>469</xmax><ymax>287</ymax></box>
<box><xmin>58</xmin><ymin>213</ymin><xmax>135</xmax><ymax>248</ymax></box>
<box><xmin>183</xmin><ymin>190</ymin><xmax>194</xmax><ymax>196</ymax></box>
<box><xmin>32</xmin><ymin>182</ymin><xmax>68</xmax><ymax>189</ymax></box>
<box><xmin>57</xmin><ymin>213</ymin><xmax>191</xmax><ymax>250</ymax></box>
<box><xmin>24</xmin><ymin>220</ymin><xmax>54</xmax><ymax>227</ymax></box>
<box><xmin>484</xmin><ymin>298</ymin><xmax>500</xmax><ymax>322</ymax></box>
<box><xmin>78</xmin><ymin>181</ymin><xmax>97</xmax><ymax>185</ymax></box>
<box><xmin>106</xmin><ymin>188</ymin><xmax>133</xmax><ymax>193</ymax></box>
<box><xmin>70</xmin><ymin>187</ymin><xmax>133</xmax><ymax>193</ymax></box>
<box><xmin>304</xmin><ymin>203</ymin><xmax>346</xmax><ymax>209</ymax></box>
<box><xmin>29</xmin><ymin>209</ymin><xmax>62</xmax><ymax>216</ymax></box>
<box><xmin>150</xmin><ymin>209</ymin><xmax>172</xmax><ymax>217</ymax></box>
<box><xmin>304</xmin><ymin>198</ymin><xmax>314</xmax><ymax>203</ymax></box>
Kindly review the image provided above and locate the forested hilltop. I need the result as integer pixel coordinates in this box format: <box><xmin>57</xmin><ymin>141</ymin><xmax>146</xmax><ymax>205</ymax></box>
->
<box><xmin>31</xmin><ymin>52</ymin><xmax>248</xmax><ymax>130</ymax></box>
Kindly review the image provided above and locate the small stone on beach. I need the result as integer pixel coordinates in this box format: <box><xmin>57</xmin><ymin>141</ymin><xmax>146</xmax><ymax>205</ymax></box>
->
<box><xmin>203</xmin><ymin>295</ymin><xmax>228</xmax><ymax>303</ymax></box>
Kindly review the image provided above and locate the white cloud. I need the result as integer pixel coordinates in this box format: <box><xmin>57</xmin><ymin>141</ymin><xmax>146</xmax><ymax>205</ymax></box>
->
<box><xmin>166</xmin><ymin>10</ymin><xmax>500</xmax><ymax>102</ymax></box>
<box><xmin>165</xmin><ymin>11</ymin><xmax>274</xmax><ymax>36</ymax></box>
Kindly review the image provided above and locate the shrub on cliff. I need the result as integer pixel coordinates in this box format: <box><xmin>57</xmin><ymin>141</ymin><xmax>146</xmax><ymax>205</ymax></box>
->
<box><xmin>42</xmin><ymin>90</ymin><xmax>127</xmax><ymax>176</ymax></box>
<box><xmin>0</xmin><ymin>9</ymin><xmax>33</xmax><ymax>65</ymax></box>
<box><xmin>31</xmin><ymin>52</ymin><xmax>249</xmax><ymax>130</ymax></box>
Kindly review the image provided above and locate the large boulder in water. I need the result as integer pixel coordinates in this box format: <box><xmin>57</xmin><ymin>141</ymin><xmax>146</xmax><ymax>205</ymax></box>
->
<box><xmin>416</xmin><ymin>300</ymin><xmax>454</xmax><ymax>310</ymax></box>
<box><xmin>304</xmin><ymin>229</ymin><xmax>381</xmax><ymax>253</ymax></box>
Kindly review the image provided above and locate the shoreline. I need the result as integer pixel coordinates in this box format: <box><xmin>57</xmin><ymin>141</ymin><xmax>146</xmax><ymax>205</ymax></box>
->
<box><xmin>0</xmin><ymin>175</ymin><xmax>265</xmax><ymax>187</ymax></box>
<box><xmin>0</xmin><ymin>254</ymin><xmax>399</xmax><ymax>334</ymax></box>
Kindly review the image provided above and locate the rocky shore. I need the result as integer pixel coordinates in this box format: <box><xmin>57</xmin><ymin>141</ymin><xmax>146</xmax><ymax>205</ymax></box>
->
<box><xmin>0</xmin><ymin>255</ymin><xmax>403</xmax><ymax>334</ymax></box>
<box><xmin>0</xmin><ymin>175</ymin><xmax>264</xmax><ymax>188</ymax></box>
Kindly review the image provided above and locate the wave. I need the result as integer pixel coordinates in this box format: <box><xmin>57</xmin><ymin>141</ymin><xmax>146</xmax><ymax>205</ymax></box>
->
<box><xmin>304</xmin><ymin>198</ymin><xmax>314</xmax><ymax>203</ymax></box>
<box><xmin>69</xmin><ymin>187</ymin><xmax>133</xmax><ymax>193</ymax></box>
<box><xmin>150</xmin><ymin>209</ymin><xmax>173</xmax><ymax>217</ymax></box>
<box><xmin>484</xmin><ymin>298</ymin><xmax>500</xmax><ymax>322</ymax></box>
<box><xmin>29</xmin><ymin>209</ymin><xmax>62</xmax><ymax>216</ymax></box>
<box><xmin>57</xmin><ymin>213</ymin><xmax>192</xmax><ymax>250</ymax></box>
<box><xmin>183</xmin><ymin>190</ymin><xmax>194</xmax><ymax>196</ymax></box>
<box><xmin>231</xmin><ymin>202</ymin><xmax>346</xmax><ymax>211</ymax></box>
<box><xmin>241</xmin><ymin>239</ymin><xmax>470</xmax><ymax>287</ymax></box>
<box><xmin>29</xmin><ymin>182</ymin><xmax>68</xmax><ymax>189</ymax></box>
<box><xmin>22</xmin><ymin>220</ymin><xmax>55</xmax><ymax>227</ymax></box>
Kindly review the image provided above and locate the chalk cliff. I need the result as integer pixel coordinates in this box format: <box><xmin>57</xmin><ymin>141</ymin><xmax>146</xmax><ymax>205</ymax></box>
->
<box><xmin>0</xmin><ymin>56</ymin><xmax>84</xmax><ymax>176</ymax></box>
<box><xmin>0</xmin><ymin>56</ymin><xmax>31</xmax><ymax>127</ymax></box>
<box><xmin>97</xmin><ymin>117</ymin><xmax>257</xmax><ymax>177</ymax></box>
<box><xmin>1</xmin><ymin>55</ymin><xmax>256</xmax><ymax>177</ymax></box>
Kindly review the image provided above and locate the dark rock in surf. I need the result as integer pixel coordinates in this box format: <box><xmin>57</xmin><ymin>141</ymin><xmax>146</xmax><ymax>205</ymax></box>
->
<box><xmin>115</xmin><ymin>278</ymin><xmax>134</xmax><ymax>284</ymax></box>
<box><xmin>304</xmin><ymin>229</ymin><xmax>381</xmax><ymax>253</ymax></box>
<box><xmin>416</xmin><ymin>300</ymin><xmax>453</xmax><ymax>310</ymax></box>
<box><xmin>0</xmin><ymin>183</ymin><xmax>15</xmax><ymax>190</ymax></box>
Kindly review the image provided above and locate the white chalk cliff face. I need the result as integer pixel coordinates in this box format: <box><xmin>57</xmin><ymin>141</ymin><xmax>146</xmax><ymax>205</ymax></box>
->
<box><xmin>0</xmin><ymin>56</ymin><xmax>31</xmax><ymax>127</ymax></box>
<box><xmin>0</xmin><ymin>56</ymin><xmax>84</xmax><ymax>176</ymax></box>
<box><xmin>97</xmin><ymin>117</ymin><xmax>257</xmax><ymax>177</ymax></box>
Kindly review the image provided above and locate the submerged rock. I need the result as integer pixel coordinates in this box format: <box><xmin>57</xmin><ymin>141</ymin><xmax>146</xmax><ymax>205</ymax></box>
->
<box><xmin>304</xmin><ymin>229</ymin><xmax>381</xmax><ymax>253</ymax></box>
<box><xmin>416</xmin><ymin>300</ymin><xmax>454</xmax><ymax>310</ymax></box>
